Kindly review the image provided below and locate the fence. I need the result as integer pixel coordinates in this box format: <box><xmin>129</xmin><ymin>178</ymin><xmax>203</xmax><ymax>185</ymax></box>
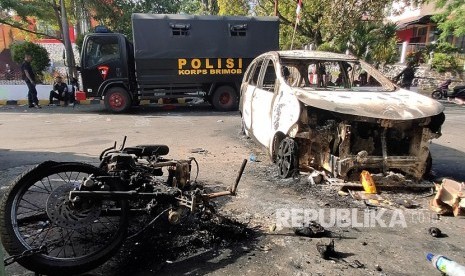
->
<box><xmin>0</xmin><ymin>66</ymin><xmax>69</xmax><ymax>85</ymax></box>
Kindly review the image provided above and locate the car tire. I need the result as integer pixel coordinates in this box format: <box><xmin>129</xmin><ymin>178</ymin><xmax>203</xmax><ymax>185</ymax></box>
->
<box><xmin>104</xmin><ymin>87</ymin><xmax>132</xmax><ymax>113</ymax></box>
<box><xmin>276</xmin><ymin>137</ymin><xmax>298</xmax><ymax>178</ymax></box>
<box><xmin>212</xmin><ymin>86</ymin><xmax>238</xmax><ymax>111</ymax></box>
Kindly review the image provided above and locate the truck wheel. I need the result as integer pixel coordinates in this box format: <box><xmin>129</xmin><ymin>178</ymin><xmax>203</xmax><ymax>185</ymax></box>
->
<box><xmin>212</xmin><ymin>86</ymin><xmax>238</xmax><ymax>111</ymax></box>
<box><xmin>104</xmin><ymin>87</ymin><xmax>132</xmax><ymax>113</ymax></box>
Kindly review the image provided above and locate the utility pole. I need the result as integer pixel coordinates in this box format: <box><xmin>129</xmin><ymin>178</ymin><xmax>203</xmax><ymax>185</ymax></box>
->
<box><xmin>60</xmin><ymin>0</ymin><xmax>76</xmax><ymax>80</ymax></box>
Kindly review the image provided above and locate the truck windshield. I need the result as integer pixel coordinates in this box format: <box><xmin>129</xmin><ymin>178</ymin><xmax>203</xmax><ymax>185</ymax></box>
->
<box><xmin>84</xmin><ymin>36</ymin><xmax>120</xmax><ymax>68</ymax></box>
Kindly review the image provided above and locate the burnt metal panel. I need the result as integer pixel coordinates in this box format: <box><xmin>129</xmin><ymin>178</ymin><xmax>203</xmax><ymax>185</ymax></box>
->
<box><xmin>295</xmin><ymin>89</ymin><xmax>445</xmax><ymax>120</ymax></box>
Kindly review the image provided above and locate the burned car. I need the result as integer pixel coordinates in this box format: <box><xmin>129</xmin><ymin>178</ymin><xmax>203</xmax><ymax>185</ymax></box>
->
<box><xmin>239</xmin><ymin>50</ymin><xmax>445</xmax><ymax>180</ymax></box>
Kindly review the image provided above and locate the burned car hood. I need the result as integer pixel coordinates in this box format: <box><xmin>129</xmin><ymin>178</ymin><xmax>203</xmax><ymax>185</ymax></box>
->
<box><xmin>294</xmin><ymin>89</ymin><xmax>445</xmax><ymax>120</ymax></box>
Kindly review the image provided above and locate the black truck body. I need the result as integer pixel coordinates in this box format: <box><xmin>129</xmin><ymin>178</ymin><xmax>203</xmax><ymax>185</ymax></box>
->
<box><xmin>79</xmin><ymin>14</ymin><xmax>279</xmax><ymax>112</ymax></box>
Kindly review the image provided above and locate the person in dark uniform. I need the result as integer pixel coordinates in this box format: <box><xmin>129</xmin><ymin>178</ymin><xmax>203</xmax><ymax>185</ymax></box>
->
<box><xmin>49</xmin><ymin>76</ymin><xmax>69</xmax><ymax>106</ymax></box>
<box><xmin>21</xmin><ymin>54</ymin><xmax>41</xmax><ymax>108</ymax></box>
<box><xmin>394</xmin><ymin>62</ymin><xmax>416</xmax><ymax>90</ymax></box>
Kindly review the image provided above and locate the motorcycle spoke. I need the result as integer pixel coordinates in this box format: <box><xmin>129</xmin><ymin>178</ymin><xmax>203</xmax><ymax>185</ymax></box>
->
<box><xmin>55</xmin><ymin>173</ymin><xmax>70</xmax><ymax>184</ymax></box>
<box><xmin>30</xmin><ymin>182</ymin><xmax>50</xmax><ymax>193</ymax></box>
<box><xmin>18</xmin><ymin>198</ymin><xmax>43</xmax><ymax>211</ymax></box>
<box><xmin>41</xmin><ymin>178</ymin><xmax>54</xmax><ymax>192</ymax></box>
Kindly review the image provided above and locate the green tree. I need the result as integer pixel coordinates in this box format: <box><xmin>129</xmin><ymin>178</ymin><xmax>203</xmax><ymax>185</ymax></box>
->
<box><xmin>370</xmin><ymin>26</ymin><xmax>399</xmax><ymax>65</ymax></box>
<box><xmin>0</xmin><ymin>0</ymin><xmax>77</xmax><ymax>79</ymax></box>
<box><xmin>179</xmin><ymin>0</ymin><xmax>219</xmax><ymax>15</ymax></box>
<box><xmin>85</xmin><ymin>0</ymin><xmax>183</xmax><ymax>38</ymax></box>
<box><xmin>11</xmin><ymin>41</ymin><xmax>50</xmax><ymax>82</ymax></box>
<box><xmin>346</xmin><ymin>22</ymin><xmax>398</xmax><ymax>65</ymax></box>
<box><xmin>432</xmin><ymin>0</ymin><xmax>465</xmax><ymax>41</ymax></box>
<box><xmin>218</xmin><ymin>0</ymin><xmax>249</xmax><ymax>15</ymax></box>
<box><xmin>254</xmin><ymin>0</ymin><xmax>422</xmax><ymax>51</ymax></box>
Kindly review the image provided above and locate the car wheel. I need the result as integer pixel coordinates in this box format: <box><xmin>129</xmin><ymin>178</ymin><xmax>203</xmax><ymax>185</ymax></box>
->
<box><xmin>276</xmin><ymin>137</ymin><xmax>298</xmax><ymax>178</ymax></box>
<box><xmin>212</xmin><ymin>86</ymin><xmax>238</xmax><ymax>111</ymax></box>
<box><xmin>104</xmin><ymin>87</ymin><xmax>132</xmax><ymax>113</ymax></box>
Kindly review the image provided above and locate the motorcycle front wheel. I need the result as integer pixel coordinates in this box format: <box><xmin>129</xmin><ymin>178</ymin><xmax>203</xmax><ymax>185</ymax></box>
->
<box><xmin>0</xmin><ymin>162</ymin><xmax>128</xmax><ymax>275</ymax></box>
<box><xmin>431</xmin><ymin>90</ymin><xmax>443</xmax><ymax>100</ymax></box>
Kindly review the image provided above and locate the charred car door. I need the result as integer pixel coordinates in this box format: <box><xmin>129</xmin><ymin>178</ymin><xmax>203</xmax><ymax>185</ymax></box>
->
<box><xmin>251</xmin><ymin>57</ymin><xmax>277</xmax><ymax>148</ymax></box>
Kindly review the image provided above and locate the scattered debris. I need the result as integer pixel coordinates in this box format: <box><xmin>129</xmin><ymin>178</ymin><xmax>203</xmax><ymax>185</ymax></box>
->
<box><xmin>294</xmin><ymin>221</ymin><xmax>327</xmax><ymax>238</ymax></box>
<box><xmin>428</xmin><ymin>227</ymin><xmax>443</xmax><ymax>238</ymax></box>
<box><xmin>427</xmin><ymin>253</ymin><xmax>465</xmax><ymax>275</ymax></box>
<box><xmin>249</xmin><ymin>153</ymin><xmax>258</xmax><ymax>162</ymax></box>
<box><xmin>307</xmin><ymin>170</ymin><xmax>324</xmax><ymax>185</ymax></box>
<box><xmin>350</xmin><ymin>259</ymin><xmax>364</xmax><ymax>268</ymax></box>
<box><xmin>375</xmin><ymin>264</ymin><xmax>382</xmax><ymax>271</ymax></box>
<box><xmin>360</xmin><ymin>170</ymin><xmax>377</xmax><ymax>194</ymax></box>
<box><xmin>316</xmin><ymin>239</ymin><xmax>336</xmax><ymax>260</ymax></box>
<box><xmin>348</xmin><ymin>190</ymin><xmax>384</xmax><ymax>203</ymax></box>
<box><xmin>429</xmin><ymin>178</ymin><xmax>465</xmax><ymax>216</ymax></box>
<box><xmin>190</xmin><ymin>148</ymin><xmax>208</xmax><ymax>154</ymax></box>
<box><xmin>217</xmin><ymin>119</ymin><xmax>224</xmax><ymax>123</ymax></box>
<box><xmin>394</xmin><ymin>199</ymin><xmax>417</xmax><ymax>209</ymax></box>
<box><xmin>269</xmin><ymin>223</ymin><xmax>277</xmax><ymax>232</ymax></box>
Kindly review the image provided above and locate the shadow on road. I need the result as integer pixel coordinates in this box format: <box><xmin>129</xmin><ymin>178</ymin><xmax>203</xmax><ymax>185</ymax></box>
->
<box><xmin>0</xmin><ymin>104</ymin><xmax>240</xmax><ymax>117</ymax></box>
<box><xmin>430</xmin><ymin>143</ymin><xmax>465</xmax><ymax>181</ymax></box>
<box><xmin>0</xmin><ymin>148</ymin><xmax>99</xmax><ymax>171</ymax></box>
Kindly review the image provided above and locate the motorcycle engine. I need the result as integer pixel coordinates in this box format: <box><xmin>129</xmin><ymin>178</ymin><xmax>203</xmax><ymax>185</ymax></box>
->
<box><xmin>106</xmin><ymin>153</ymin><xmax>137</xmax><ymax>172</ymax></box>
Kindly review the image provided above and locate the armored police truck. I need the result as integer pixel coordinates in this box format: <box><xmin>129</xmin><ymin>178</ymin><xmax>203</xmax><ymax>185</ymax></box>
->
<box><xmin>79</xmin><ymin>14</ymin><xmax>279</xmax><ymax>112</ymax></box>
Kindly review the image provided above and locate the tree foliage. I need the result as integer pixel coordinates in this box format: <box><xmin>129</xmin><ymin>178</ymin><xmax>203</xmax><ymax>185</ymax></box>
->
<box><xmin>85</xmin><ymin>0</ymin><xmax>183</xmax><ymax>38</ymax></box>
<box><xmin>254</xmin><ymin>0</ymin><xmax>422</xmax><ymax>64</ymax></box>
<box><xmin>255</xmin><ymin>0</ymin><xmax>400</xmax><ymax>49</ymax></box>
<box><xmin>10</xmin><ymin>41</ymin><xmax>50</xmax><ymax>80</ymax></box>
<box><xmin>432</xmin><ymin>0</ymin><xmax>465</xmax><ymax>40</ymax></box>
<box><xmin>0</xmin><ymin>0</ymin><xmax>77</xmax><ymax>78</ymax></box>
<box><xmin>179</xmin><ymin>0</ymin><xmax>219</xmax><ymax>15</ymax></box>
<box><xmin>217</xmin><ymin>0</ymin><xmax>249</xmax><ymax>15</ymax></box>
<box><xmin>0</xmin><ymin>0</ymin><xmax>70</xmax><ymax>40</ymax></box>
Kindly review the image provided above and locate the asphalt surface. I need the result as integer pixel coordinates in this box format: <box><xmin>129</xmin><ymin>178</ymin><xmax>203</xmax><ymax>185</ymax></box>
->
<box><xmin>1</xmin><ymin>100</ymin><xmax>465</xmax><ymax>276</ymax></box>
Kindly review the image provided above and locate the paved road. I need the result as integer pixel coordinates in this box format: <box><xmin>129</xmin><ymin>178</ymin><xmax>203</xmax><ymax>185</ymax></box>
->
<box><xmin>1</xmin><ymin>100</ymin><xmax>463</xmax><ymax>178</ymax></box>
<box><xmin>1</xmin><ymin>100</ymin><xmax>464</xmax><ymax>275</ymax></box>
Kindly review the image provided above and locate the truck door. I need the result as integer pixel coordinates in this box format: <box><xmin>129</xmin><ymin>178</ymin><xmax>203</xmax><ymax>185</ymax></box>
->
<box><xmin>80</xmin><ymin>35</ymin><xmax>126</xmax><ymax>97</ymax></box>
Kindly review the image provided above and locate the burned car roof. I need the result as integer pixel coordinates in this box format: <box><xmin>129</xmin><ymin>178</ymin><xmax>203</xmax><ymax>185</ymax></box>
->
<box><xmin>262</xmin><ymin>50</ymin><xmax>445</xmax><ymax>120</ymax></box>
<box><xmin>294</xmin><ymin>89</ymin><xmax>445</xmax><ymax>120</ymax></box>
<box><xmin>277</xmin><ymin>50</ymin><xmax>359</xmax><ymax>62</ymax></box>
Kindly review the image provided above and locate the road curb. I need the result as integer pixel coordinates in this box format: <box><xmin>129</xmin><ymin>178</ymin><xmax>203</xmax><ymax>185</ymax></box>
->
<box><xmin>0</xmin><ymin>99</ymin><xmax>102</xmax><ymax>106</ymax></box>
<box><xmin>0</xmin><ymin>98</ymin><xmax>193</xmax><ymax>106</ymax></box>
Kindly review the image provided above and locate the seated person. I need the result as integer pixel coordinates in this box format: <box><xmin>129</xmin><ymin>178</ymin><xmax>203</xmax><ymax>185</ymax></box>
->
<box><xmin>68</xmin><ymin>77</ymin><xmax>79</xmax><ymax>104</ymax></box>
<box><xmin>49</xmin><ymin>76</ymin><xmax>69</xmax><ymax>106</ymax></box>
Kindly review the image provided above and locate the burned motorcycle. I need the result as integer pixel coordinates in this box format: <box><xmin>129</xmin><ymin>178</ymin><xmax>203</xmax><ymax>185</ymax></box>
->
<box><xmin>0</xmin><ymin>138</ymin><xmax>246</xmax><ymax>275</ymax></box>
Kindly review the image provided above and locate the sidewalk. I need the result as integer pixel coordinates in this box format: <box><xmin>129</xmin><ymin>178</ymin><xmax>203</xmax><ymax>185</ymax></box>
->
<box><xmin>0</xmin><ymin>84</ymin><xmax>100</xmax><ymax>105</ymax></box>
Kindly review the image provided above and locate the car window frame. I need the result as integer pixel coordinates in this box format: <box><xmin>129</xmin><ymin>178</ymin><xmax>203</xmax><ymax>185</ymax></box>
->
<box><xmin>260</xmin><ymin>58</ymin><xmax>277</xmax><ymax>93</ymax></box>
<box><xmin>249</xmin><ymin>57</ymin><xmax>265</xmax><ymax>87</ymax></box>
